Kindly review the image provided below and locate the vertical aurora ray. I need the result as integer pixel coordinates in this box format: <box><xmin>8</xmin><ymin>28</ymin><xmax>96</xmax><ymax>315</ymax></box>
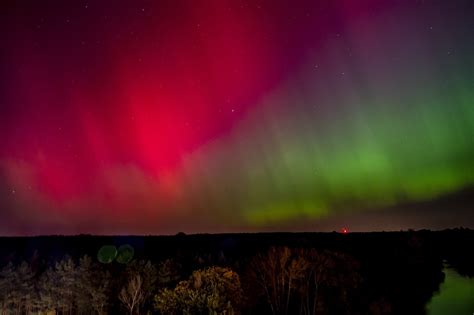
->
<box><xmin>179</xmin><ymin>75</ymin><xmax>474</xmax><ymax>227</ymax></box>
<box><xmin>178</xmin><ymin>3</ymin><xmax>474</xmax><ymax>228</ymax></box>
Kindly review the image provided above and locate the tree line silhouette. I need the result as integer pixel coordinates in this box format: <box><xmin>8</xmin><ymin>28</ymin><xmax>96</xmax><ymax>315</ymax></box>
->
<box><xmin>0</xmin><ymin>246</ymin><xmax>364</xmax><ymax>314</ymax></box>
<box><xmin>1</xmin><ymin>230</ymin><xmax>471</xmax><ymax>314</ymax></box>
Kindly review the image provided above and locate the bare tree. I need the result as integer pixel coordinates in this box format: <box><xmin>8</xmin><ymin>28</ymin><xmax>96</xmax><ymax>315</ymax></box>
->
<box><xmin>297</xmin><ymin>249</ymin><xmax>362</xmax><ymax>315</ymax></box>
<box><xmin>250</xmin><ymin>247</ymin><xmax>361</xmax><ymax>315</ymax></box>
<box><xmin>119</xmin><ymin>274</ymin><xmax>145</xmax><ymax>315</ymax></box>
<box><xmin>125</xmin><ymin>260</ymin><xmax>157</xmax><ymax>313</ymax></box>
<box><xmin>250</xmin><ymin>246</ymin><xmax>308</xmax><ymax>315</ymax></box>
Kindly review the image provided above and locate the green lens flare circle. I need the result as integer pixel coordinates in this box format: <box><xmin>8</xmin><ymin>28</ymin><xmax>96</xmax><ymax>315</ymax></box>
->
<box><xmin>97</xmin><ymin>245</ymin><xmax>118</xmax><ymax>264</ymax></box>
<box><xmin>116</xmin><ymin>244</ymin><xmax>135</xmax><ymax>264</ymax></box>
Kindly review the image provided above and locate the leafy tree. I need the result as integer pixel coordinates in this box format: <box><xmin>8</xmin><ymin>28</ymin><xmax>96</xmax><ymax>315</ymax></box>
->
<box><xmin>37</xmin><ymin>256</ymin><xmax>111</xmax><ymax>315</ymax></box>
<box><xmin>38</xmin><ymin>257</ymin><xmax>81</xmax><ymax>315</ymax></box>
<box><xmin>0</xmin><ymin>262</ymin><xmax>16</xmax><ymax>313</ymax></box>
<box><xmin>15</xmin><ymin>262</ymin><xmax>36</xmax><ymax>314</ymax></box>
<box><xmin>77</xmin><ymin>255</ymin><xmax>111</xmax><ymax>315</ymax></box>
<box><xmin>55</xmin><ymin>257</ymin><xmax>78</xmax><ymax>314</ymax></box>
<box><xmin>37</xmin><ymin>267</ymin><xmax>57</xmax><ymax>314</ymax></box>
<box><xmin>0</xmin><ymin>261</ymin><xmax>37</xmax><ymax>314</ymax></box>
<box><xmin>89</xmin><ymin>269</ymin><xmax>112</xmax><ymax>315</ymax></box>
<box><xmin>155</xmin><ymin>266</ymin><xmax>243</xmax><ymax>315</ymax></box>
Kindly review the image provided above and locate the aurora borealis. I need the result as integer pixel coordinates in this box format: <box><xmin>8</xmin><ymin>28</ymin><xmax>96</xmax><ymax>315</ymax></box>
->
<box><xmin>1</xmin><ymin>0</ymin><xmax>473</xmax><ymax>234</ymax></box>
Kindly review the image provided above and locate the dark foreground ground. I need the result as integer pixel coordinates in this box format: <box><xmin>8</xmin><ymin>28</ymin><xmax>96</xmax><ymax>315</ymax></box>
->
<box><xmin>0</xmin><ymin>229</ymin><xmax>473</xmax><ymax>314</ymax></box>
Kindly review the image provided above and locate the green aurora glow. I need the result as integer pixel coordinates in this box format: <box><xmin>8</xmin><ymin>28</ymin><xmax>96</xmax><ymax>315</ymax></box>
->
<box><xmin>180</xmin><ymin>46</ymin><xmax>474</xmax><ymax>228</ymax></box>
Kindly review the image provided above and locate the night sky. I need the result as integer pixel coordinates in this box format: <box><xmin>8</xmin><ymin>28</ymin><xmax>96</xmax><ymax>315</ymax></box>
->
<box><xmin>1</xmin><ymin>0</ymin><xmax>473</xmax><ymax>235</ymax></box>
